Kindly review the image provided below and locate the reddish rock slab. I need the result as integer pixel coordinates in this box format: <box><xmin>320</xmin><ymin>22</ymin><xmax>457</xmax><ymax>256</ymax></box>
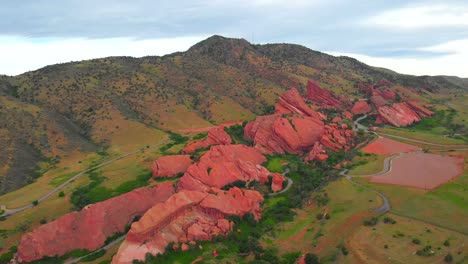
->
<box><xmin>370</xmin><ymin>153</ymin><xmax>464</xmax><ymax>189</ymax></box>
<box><xmin>275</xmin><ymin>87</ymin><xmax>326</xmax><ymax>120</ymax></box>
<box><xmin>306</xmin><ymin>80</ymin><xmax>345</xmax><ymax>109</ymax></box>
<box><xmin>271</xmin><ymin>173</ymin><xmax>286</xmax><ymax>192</ymax></box>
<box><xmin>177</xmin><ymin>144</ymin><xmax>269</xmax><ymax>191</ymax></box>
<box><xmin>113</xmin><ymin>188</ymin><xmax>263</xmax><ymax>263</ymax></box>
<box><xmin>151</xmin><ymin>155</ymin><xmax>193</xmax><ymax>177</ymax></box>
<box><xmin>377</xmin><ymin>103</ymin><xmax>421</xmax><ymax>127</ymax></box>
<box><xmin>183</xmin><ymin>126</ymin><xmax>232</xmax><ymax>154</ymax></box>
<box><xmin>16</xmin><ymin>183</ymin><xmax>175</xmax><ymax>263</ymax></box>
<box><xmin>244</xmin><ymin>114</ymin><xmax>324</xmax><ymax>154</ymax></box>
<box><xmin>361</xmin><ymin>137</ymin><xmax>421</xmax><ymax>155</ymax></box>
<box><xmin>370</xmin><ymin>95</ymin><xmax>388</xmax><ymax>108</ymax></box>
<box><xmin>351</xmin><ymin>101</ymin><xmax>372</xmax><ymax>115</ymax></box>
<box><xmin>406</xmin><ymin>101</ymin><xmax>433</xmax><ymax>117</ymax></box>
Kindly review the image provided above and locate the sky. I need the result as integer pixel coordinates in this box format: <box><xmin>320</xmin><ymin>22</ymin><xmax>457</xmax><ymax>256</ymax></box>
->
<box><xmin>0</xmin><ymin>0</ymin><xmax>467</xmax><ymax>77</ymax></box>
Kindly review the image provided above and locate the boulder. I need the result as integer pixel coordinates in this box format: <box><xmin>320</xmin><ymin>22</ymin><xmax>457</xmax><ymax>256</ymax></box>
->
<box><xmin>271</xmin><ymin>173</ymin><xmax>286</xmax><ymax>192</ymax></box>
<box><xmin>113</xmin><ymin>188</ymin><xmax>262</xmax><ymax>263</ymax></box>
<box><xmin>151</xmin><ymin>155</ymin><xmax>193</xmax><ymax>177</ymax></box>
<box><xmin>183</xmin><ymin>127</ymin><xmax>232</xmax><ymax>154</ymax></box>
<box><xmin>351</xmin><ymin>101</ymin><xmax>372</xmax><ymax>115</ymax></box>
<box><xmin>16</xmin><ymin>183</ymin><xmax>175</xmax><ymax>263</ymax></box>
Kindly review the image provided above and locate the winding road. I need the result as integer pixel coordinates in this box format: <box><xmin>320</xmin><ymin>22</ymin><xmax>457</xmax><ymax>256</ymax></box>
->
<box><xmin>0</xmin><ymin>140</ymin><xmax>171</xmax><ymax>217</ymax></box>
<box><xmin>346</xmin><ymin>114</ymin><xmax>468</xmax><ymax>215</ymax></box>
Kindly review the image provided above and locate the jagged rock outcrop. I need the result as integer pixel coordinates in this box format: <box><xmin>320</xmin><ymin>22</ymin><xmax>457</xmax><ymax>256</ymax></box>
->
<box><xmin>275</xmin><ymin>87</ymin><xmax>326</xmax><ymax>120</ymax></box>
<box><xmin>376</xmin><ymin>102</ymin><xmax>433</xmax><ymax>127</ymax></box>
<box><xmin>113</xmin><ymin>188</ymin><xmax>263</xmax><ymax>263</ymax></box>
<box><xmin>16</xmin><ymin>183</ymin><xmax>175</xmax><ymax>263</ymax></box>
<box><xmin>151</xmin><ymin>155</ymin><xmax>193</xmax><ymax>177</ymax></box>
<box><xmin>245</xmin><ymin>88</ymin><xmax>355</xmax><ymax>155</ymax></box>
<box><xmin>370</xmin><ymin>95</ymin><xmax>388</xmax><ymax>108</ymax></box>
<box><xmin>351</xmin><ymin>100</ymin><xmax>372</xmax><ymax>115</ymax></box>
<box><xmin>305</xmin><ymin>142</ymin><xmax>328</xmax><ymax>162</ymax></box>
<box><xmin>177</xmin><ymin>144</ymin><xmax>269</xmax><ymax>191</ymax></box>
<box><xmin>183</xmin><ymin>127</ymin><xmax>232</xmax><ymax>154</ymax></box>
<box><xmin>306</xmin><ymin>80</ymin><xmax>345</xmax><ymax>109</ymax></box>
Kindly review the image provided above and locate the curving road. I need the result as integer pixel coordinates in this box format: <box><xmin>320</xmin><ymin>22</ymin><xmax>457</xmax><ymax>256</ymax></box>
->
<box><xmin>65</xmin><ymin>236</ymin><xmax>126</xmax><ymax>264</ymax></box>
<box><xmin>0</xmin><ymin>140</ymin><xmax>171</xmax><ymax>217</ymax></box>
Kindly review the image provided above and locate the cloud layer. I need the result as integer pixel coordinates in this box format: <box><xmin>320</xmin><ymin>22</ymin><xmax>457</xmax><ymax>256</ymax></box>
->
<box><xmin>1</xmin><ymin>0</ymin><xmax>467</xmax><ymax>77</ymax></box>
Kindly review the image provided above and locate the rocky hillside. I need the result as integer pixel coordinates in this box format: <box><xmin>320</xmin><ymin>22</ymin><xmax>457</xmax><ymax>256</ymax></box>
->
<box><xmin>1</xmin><ymin>35</ymin><xmax>466</xmax><ymax>194</ymax></box>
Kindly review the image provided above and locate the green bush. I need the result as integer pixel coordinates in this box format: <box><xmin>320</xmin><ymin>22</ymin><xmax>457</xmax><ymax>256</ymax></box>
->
<box><xmin>412</xmin><ymin>238</ymin><xmax>421</xmax><ymax>245</ymax></box>
<box><xmin>444</xmin><ymin>253</ymin><xmax>453</xmax><ymax>263</ymax></box>
<box><xmin>58</xmin><ymin>191</ymin><xmax>65</xmax><ymax>197</ymax></box>
<box><xmin>416</xmin><ymin>245</ymin><xmax>434</xmax><ymax>256</ymax></box>
<box><xmin>363</xmin><ymin>217</ymin><xmax>378</xmax><ymax>226</ymax></box>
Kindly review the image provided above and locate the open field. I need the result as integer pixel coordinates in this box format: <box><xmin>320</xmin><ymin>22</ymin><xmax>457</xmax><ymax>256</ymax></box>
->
<box><xmin>349</xmin><ymin>213</ymin><xmax>468</xmax><ymax>264</ymax></box>
<box><xmin>370</xmin><ymin>153</ymin><xmax>464</xmax><ymax>190</ymax></box>
<box><xmin>353</xmin><ymin>151</ymin><xmax>468</xmax><ymax>234</ymax></box>
<box><xmin>349</xmin><ymin>154</ymin><xmax>386</xmax><ymax>176</ymax></box>
<box><xmin>379</xmin><ymin>127</ymin><xmax>466</xmax><ymax>145</ymax></box>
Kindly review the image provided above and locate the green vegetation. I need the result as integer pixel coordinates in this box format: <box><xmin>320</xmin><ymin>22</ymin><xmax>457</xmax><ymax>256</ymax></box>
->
<box><xmin>363</xmin><ymin>217</ymin><xmax>379</xmax><ymax>226</ymax></box>
<box><xmin>192</xmin><ymin>132</ymin><xmax>207</xmax><ymax>140</ymax></box>
<box><xmin>0</xmin><ymin>246</ymin><xmax>17</xmax><ymax>263</ymax></box>
<box><xmin>58</xmin><ymin>191</ymin><xmax>65</xmax><ymax>197</ymax></box>
<box><xmin>416</xmin><ymin>245</ymin><xmax>434</xmax><ymax>256</ymax></box>
<box><xmin>28</xmin><ymin>249</ymin><xmax>91</xmax><ymax>264</ymax></box>
<box><xmin>224</xmin><ymin>123</ymin><xmax>253</xmax><ymax>145</ymax></box>
<box><xmin>70</xmin><ymin>169</ymin><xmax>152</xmax><ymax>210</ymax></box>
<box><xmin>49</xmin><ymin>172</ymin><xmax>77</xmax><ymax>187</ymax></box>
<box><xmin>80</xmin><ymin>249</ymin><xmax>106</xmax><ymax>262</ymax></box>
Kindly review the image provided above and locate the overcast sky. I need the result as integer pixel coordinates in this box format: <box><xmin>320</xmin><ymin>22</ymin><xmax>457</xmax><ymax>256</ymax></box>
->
<box><xmin>1</xmin><ymin>0</ymin><xmax>467</xmax><ymax>77</ymax></box>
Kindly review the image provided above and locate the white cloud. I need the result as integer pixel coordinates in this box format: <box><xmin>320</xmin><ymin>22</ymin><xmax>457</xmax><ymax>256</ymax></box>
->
<box><xmin>327</xmin><ymin>39</ymin><xmax>468</xmax><ymax>78</ymax></box>
<box><xmin>0</xmin><ymin>35</ymin><xmax>208</xmax><ymax>76</ymax></box>
<box><xmin>363</xmin><ymin>4</ymin><xmax>468</xmax><ymax>29</ymax></box>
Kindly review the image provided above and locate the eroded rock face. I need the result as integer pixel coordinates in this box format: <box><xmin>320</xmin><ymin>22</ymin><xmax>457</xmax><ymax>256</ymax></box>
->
<box><xmin>377</xmin><ymin>102</ymin><xmax>433</xmax><ymax>127</ymax></box>
<box><xmin>113</xmin><ymin>188</ymin><xmax>263</xmax><ymax>263</ymax></box>
<box><xmin>370</xmin><ymin>95</ymin><xmax>388</xmax><ymax>108</ymax></box>
<box><xmin>306</xmin><ymin>80</ymin><xmax>345</xmax><ymax>109</ymax></box>
<box><xmin>151</xmin><ymin>155</ymin><xmax>193</xmax><ymax>177</ymax></box>
<box><xmin>351</xmin><ymin>100</ymin><xmax>372</xmax><ymax>115</ymax></box>
<box><xmin>275</xmin><ymin>87</ymin><xmax>326</xmax><ymax>120</ymax></box>
<box><xmin>183</xmin><ymin>127</ymin><xmax>232</xmax><ymax>154</ymax></box>
<box><xmin>16</xmin><ymin>183</ymin><xmax>175</xmax><ymax>263</ymax></box>
<box><xmin>271</xmin><ymin>173</ymin><xmax>286</xmax><ymax>192</ymax></box>
<box><xmin>177</xmin><ymin>144</ymin><xmax>269</xmax><ymax>191</ymax></box>
<box><xmin>244</xmin><ymin>114</ymin><xmax>324</xmax><ymax>154</ymax></box>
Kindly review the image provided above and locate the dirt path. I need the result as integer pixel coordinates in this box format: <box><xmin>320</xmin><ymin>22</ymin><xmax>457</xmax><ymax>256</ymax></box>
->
<box><xmin>0</xmin><ymin>140</ymin><xmax>171</xmax><ymax>217</ymax></box>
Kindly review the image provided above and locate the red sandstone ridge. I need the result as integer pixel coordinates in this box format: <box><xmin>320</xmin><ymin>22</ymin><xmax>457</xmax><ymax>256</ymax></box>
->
<box><xmin>306</xmin><ymin>80</ymin><xmax>346</xmax><ymax>109</ymax></box>
<box><xmin>16</xmin><ymin>183</ymin><xmax>175</xmax><ymax>263</ymax></box>
<box><xmin>113</xmin><ymin>188</ymin><xmax>263</xmax><ymax>263</ymax></box>
<box><xmin>351</xmin><ymin>100</ymin><xmax>372</xmax><ymax>115</ymax></box>
<box><xmin>275</xmin><ymin>87</ymin><xmax>326</xmax><ymax>120</ymax></box>
<box><xmin>271</xmin><ymin>173</ymin><xmax>286</xmax><ymax>192</ymax></box>
<box><xmin>177</xmin><ymin>144</ymin><xmax>270</xmax><ymax>191</ymax></box>
<box><xmin>376</xmin><ymin>102</ymin><xmax>433</xmax><ymax>127</ymax></box>
<box><xmin>183</xmin><ymin>126</ymin><xmax>232</xmax><ymax>154</ymax></box>
<box><xmin>151</xmin><ymin>155</ymin><xmax>193</xmax><ymax>177</ymax></box>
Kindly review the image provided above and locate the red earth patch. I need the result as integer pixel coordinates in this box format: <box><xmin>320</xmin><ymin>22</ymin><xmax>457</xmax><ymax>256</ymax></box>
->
<box><xmin>370</xmin><ymin>153</ymin><xmax>464</xmax><ymax>190</ymax></box>
<box><xmin>361</xmin><ymin>137</ymin><xmax>420</xmax><ymax>155</ymax></box>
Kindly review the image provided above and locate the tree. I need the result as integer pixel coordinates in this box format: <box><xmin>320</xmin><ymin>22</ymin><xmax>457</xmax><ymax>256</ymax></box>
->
<box><xmin>304</xmin><ymin>253</ymin><xmax>320</xmax><ymax>264</ymax></box>
<box><xmin>444</xmin><ymin>253</ymin><xmax>453</xmax><ymax>263</ymax></box>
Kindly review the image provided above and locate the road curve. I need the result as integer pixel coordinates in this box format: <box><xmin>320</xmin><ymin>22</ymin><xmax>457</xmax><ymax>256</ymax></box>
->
<box><xmin>1</xmin><ymin>140</ymin><xmax>171</xmax><ymax>217</ymax></box>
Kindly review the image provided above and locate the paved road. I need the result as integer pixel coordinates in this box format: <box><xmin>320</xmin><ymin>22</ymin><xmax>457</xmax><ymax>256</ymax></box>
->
<box><xmin>65</xmin><ymin>235</ymin><xmax>126</xmax><ymax>264</ymax></box>
<box><xmin>378</xmin><ymin>132</ymin><xmax>468</xmax><ymax>147</ymax></box>
<box><xmin>1</xmin><ymin>140</ymin><xmax>171</xmax><ymax>217</ymax></box>
<box><xmin>268</xmin><ymin>168</ymin><xmax>292</xmax><ymax>196</ymax></box>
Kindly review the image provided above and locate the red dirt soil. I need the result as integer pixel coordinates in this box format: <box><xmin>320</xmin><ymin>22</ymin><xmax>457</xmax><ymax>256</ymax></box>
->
<box><xmin>370</xmin><ymin>153</ymin><xmax>464</xmax><ymax>189</ymax></box>
<box><xmin>361</xmin><ymin>137</ymin><xmax>420</xmax><ymax>155</ymax></box>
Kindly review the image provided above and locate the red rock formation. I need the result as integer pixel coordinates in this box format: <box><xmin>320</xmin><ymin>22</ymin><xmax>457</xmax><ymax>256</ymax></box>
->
<box><xmin>275</xmin><ymin>87</ymin><xmax>326</xmax><ymax>120</ymax></box>
<box><xmin>16</xmin><ymin>183</ymin><xmax>175</xmax><ymax>263</ymax></box>
<box><xmin>375</xmin><ymin>79</ymin><xmax>392</xmax><ymax>87</ymax></box>
<box><xmin>377</xmin><ymin>102</ymin><xmax>433</xmax><ymax>127</ymax></box>
<box><xmin>183</xmin><ymin>126</ymin><xmax>232</xmax><ymax>154</ymax></box>
<box><xmin>306</xmin><ymin>80</ymin><xmax>345</xmax><ymax>109</ymax></box>
<box><xmin>244</xmin><ymin>114</ymin><xmax>324</xmax><ymax>154</ymax></box>
<box><xmin>370</xmin><ymin>95</ymin><xmax>388</xmax><ymax>108</ymax></box>
<box><xmin>177</xmin><ymin>144</ymin><xmax>269</xmax><ymax>191</ymax></box>
<box><xmin>332</xmin><ymin>116</ymin><xmax>342</xmax><ymax>123</ymax></box>
<box><xmin>271</xmin><ymin>173</ymin><xmax>286</xmax><ymax>192</ymax></box>
<box><xmin>342</xmin><ymin>111</ymin><xmax>353</xmax><ymax>120</ymax></box>
<box><xmin>113</xmin><ymin>188</ymin><xmax>263</xmax><ymax>263</ymax></box>
<box><xmin>305</xmin><ymin>142</ymin><xmax>326</xmax><ymax>162</ymax></box>
<box><xmin>151</xmin><ymin>155</ymin><xmax>193</xmax><ymax>177</ymax></box>
<box><xmin>351</xmin><ymin>100</ymin><xmax>372</xmax><ymax>115</ymax></box>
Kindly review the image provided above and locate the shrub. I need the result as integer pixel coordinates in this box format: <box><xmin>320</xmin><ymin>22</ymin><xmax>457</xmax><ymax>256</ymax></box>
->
<box><xmin>444</xmin><ymin>253</ymin><xmax>453</xmax><ymax>263</ymax></box>
<box><xmin>304</xmin><ymin>253</ymin><xmax>320</xmax><ymax>264</ymax></box>
<box><xmin>412</xmin><ymin>238</ymin><xmax>421</xmax><ymax>245</ymax></box>
<box><xmin>316</xmin><ymin>213</ymin><xmax>324</xmax><ymax>220</ymax></box>
<box><xmin>443</xmin><ymin>240</ymin><xmax>450</xmax><ymax>247</ymax></box>
<box><xmin>416</xmin><ymin>245</ymin><xmax>434</xmax><ymax>256</ymax></box>
<box><xmin>32</xmin><ymin>200</ymin><xmax>39</xmax><ymax>206</ymax></box>
<box><xmin>363</xmin><ymin>217</ymin><xmax>378</xmax><ymax>226</ymax></box>
<box><xmin>39</xmin><ymin>219</ymin><xmax>47</xmax><ymax>224</ymax></box>
<box><xmin>58</xmin><ymin>191</ymin><xmax>65</xmax><ymax>197</ymax></box>
<box><xmin>383</xmin><ymin>217</ymin><xmax>396</xmax><ymax>224</ymax></box>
